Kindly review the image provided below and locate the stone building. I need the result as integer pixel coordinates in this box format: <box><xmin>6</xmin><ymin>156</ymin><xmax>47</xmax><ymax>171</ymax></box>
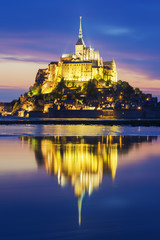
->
<box><xmin>35</xmin><ymin>17</ymin><xmax>117</xmax><ymax>88</ymax></box>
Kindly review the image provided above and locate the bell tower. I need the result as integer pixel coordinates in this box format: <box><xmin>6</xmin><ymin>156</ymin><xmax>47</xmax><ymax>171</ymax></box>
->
<box><xmin>75</xmin><ymin>16</ymin><xmax>85</xmax><ymax>60</ymax></box>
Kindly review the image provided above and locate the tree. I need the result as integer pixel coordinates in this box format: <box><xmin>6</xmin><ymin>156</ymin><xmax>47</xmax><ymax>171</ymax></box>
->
<box><xmin>28</xmin><ymin>85</ymin><xmax>41</xmax><ymax>96</ymax></box>
<box><xmin>121</xmin><ymin>81</ymin><xmax>134</xmax><ymax>94</ymax></box>
<box><xmin>135</xmin><ymin>88</ymin><xmax>142</xmax><ymax>94</ymax></box>
<box><xmin>84</xmin><ymin>80</ymin><xmax>98</xmax><ymax>97</ymax></box>
<box><xmin>117</xmin><ymin>80</ymin><xmax>122</xmax><ymax>85</ymax></box>
<box><xmin>12</xmin><ymin>101</ymin><xmax>20</xmax><ymax>113</ymax></box>
<box><xmin>56</xmin><ymin>78</ymin><xmax>67</xmax><ymax>93</ymax></box>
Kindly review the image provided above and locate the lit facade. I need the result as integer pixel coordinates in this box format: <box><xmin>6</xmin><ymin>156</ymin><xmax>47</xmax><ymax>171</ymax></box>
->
<box><xmin>35</xmin><ymin>17</ymin><xmax>117</xmax><ymax>88</ymax></box>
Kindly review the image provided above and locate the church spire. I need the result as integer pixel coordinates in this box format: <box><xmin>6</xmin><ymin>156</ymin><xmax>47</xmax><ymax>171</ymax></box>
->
<box><xmin>76</xmin><ymin>16</ymin><xmax>85</xmax><ymax>46</ymax></box>
<box><xmin>79</xmin><ymin>16</ymin><xmax>83</xmax><ymax>39</ymax></box>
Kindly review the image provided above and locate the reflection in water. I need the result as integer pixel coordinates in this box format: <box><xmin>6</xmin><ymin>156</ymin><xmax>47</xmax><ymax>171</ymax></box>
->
<box><xmin>21</xmin><ymin>136</ymin><xmax>157</xmax><ymax>225</ymax></box>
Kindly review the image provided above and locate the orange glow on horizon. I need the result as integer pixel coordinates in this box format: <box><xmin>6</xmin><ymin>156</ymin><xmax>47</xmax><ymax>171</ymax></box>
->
<box><xmin>0</xmin><ymin>61</ymin><xmax>47</xmax><ymax>88</ymax></box>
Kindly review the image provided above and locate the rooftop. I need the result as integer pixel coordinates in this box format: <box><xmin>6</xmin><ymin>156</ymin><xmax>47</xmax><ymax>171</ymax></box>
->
<box><xmin>76</xmin><ymin>37</ymin><xmax>85</xmax><ymax>46</ymax></box>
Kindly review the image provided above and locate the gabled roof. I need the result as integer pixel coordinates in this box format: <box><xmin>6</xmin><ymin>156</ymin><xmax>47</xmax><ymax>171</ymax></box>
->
<box><xmin>103</xmin><ymin>61</ymin><xmax>112</xmax><ymax>66</ymax></box>
<box><xmin>50</xmin><ymin>61</ymin><xmax>58</xmax><ymax>65</ymax></box>
<box><xmin>76</xmin><ymin>37</ymin><xmax>85</xmax><ymax>46</ymax></box>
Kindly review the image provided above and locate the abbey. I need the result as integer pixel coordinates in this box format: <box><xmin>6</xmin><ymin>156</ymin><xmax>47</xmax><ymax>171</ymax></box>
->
<box><xmin>36</xmin><ymin>17</ymin><xmax>117</xmax><ymax>86</ymax></box>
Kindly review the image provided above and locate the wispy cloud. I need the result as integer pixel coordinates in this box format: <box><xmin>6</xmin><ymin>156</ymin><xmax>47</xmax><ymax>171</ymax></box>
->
<box><xmin>0</xmin><ymin>30</ymin><xmax>74</xmax><ymax>63</ymax></box>
<box><xmin>118</xmin><ymin>65</ymin><xmax>160</xmax><ymax>89</ymax></box>
<box><xmin>117</xmin><ymin>66</ymin><xmax>160</xmax><ymax>100</ymax></box>
<box><xmin>98</xmin><ymin>25</ymin><xmax>132</xmax><ymax>36</ymax></box>
<box><xmin>0</xmin><ymin>54</ymin><xmax>52</xmax><ymax>64</ymax></box>
<box><xmin>90</xmin><ymin>40</ymin><xmax>160</xmax><ymax>81</ymax></box>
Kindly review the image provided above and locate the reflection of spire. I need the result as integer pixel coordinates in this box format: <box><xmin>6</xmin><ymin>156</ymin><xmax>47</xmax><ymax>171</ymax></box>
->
<box><xmin>78</xmin><ymin>190</ymin><xmax>85</xmax><ymax>226</ymax></box>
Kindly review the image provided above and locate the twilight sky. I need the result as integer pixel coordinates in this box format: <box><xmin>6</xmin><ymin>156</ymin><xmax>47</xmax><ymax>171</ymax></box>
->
<box><xmin>0</xmin><ymin>0</ymin><xmax>160</xmax><ymax>101</ymax></box>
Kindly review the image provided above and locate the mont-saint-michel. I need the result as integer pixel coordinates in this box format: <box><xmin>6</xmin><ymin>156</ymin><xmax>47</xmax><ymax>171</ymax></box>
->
<box><xmin>0</xmin><ymin>17</ymin><xmax>160</xmax><ymax>119</ymax></box>
<box><xmin>2</xmin><ymin>1</ymin><xmax>160</xmax><ymax>240</ymax></box>
<box><xmin>36</xmin><ymin>16</ymin><xmax>117</xmax><ymax>86</ymax></box>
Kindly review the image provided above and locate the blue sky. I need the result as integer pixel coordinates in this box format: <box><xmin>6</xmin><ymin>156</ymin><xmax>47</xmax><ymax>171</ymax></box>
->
<box><xmin>0</xmin><ymin>0</ymin><xmax>160</xmax><ymax>101</ymax></box>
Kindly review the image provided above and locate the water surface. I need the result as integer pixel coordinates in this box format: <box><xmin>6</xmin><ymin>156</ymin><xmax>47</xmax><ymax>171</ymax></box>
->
<box><xmin>0</xmin><ymin>134</ymin><xmax>160</xmax><ymax>239</ymax></box>
<box><xmin>0</xmin><ymin>124</ymin><xmax>160</xmax><ymax>136</ymax></box>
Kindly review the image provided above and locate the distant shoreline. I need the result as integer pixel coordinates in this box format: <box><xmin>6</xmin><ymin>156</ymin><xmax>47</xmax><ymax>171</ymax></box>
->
<box><xmin>0</xmin><ymin>118</ymin><xmax>160</xmax><ymax>126</ymax></box>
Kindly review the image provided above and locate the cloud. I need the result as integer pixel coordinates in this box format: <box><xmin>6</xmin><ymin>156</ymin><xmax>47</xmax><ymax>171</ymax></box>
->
<box><xmin>0</xmin><ymin>54</ymin><xmax>50</xmax><ymax>64</ymax></box>
<box><xmin>99</xmin><ymin>25</ymin><xmax>132</xmax><ymax>36</ymax></box>
<box><xmin>91</xmin><ymin>40</ymin><xmax>160</xmax><ymax>81</ymax></box>
<box><xmin>0</xmin><ymin>25</ymin><xmax>159</xmax><ymax>102</ymax></box>
<box><xmin>0</xmin><ymin>30</ymin><xmax>74</xmax><ymax>63</ymax></box>
<box><xmin>0</xmin><ymin>61</ymin><xmax>47</xmax><ymax>89</ymax></box>
<box><xmin>117</xmin><ymin>66</ymin><xmax>160</xmax><ymax>100</ymax></box>
<box><xmin>118</xmin><ymin>66</ymin><xmax>160</xmax><ymax>90</ymax></box>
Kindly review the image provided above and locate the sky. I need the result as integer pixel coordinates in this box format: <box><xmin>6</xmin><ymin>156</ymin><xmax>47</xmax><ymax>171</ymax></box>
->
<box><xmin>0</xmin><ymin>0</ymin><xmax>160</xmax><ymax>101</ymax></box>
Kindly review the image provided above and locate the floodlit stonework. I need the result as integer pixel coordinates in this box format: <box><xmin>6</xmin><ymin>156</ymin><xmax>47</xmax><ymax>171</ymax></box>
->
<box><xmin>35</xmin><ymin>17</ymin><xmax>117</xmax><ymax>88</ymax></box>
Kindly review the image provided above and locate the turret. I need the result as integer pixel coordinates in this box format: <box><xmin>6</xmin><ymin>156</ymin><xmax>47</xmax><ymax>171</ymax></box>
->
<box><xmin>112</xmin><ymin>58</ymin><xmax>116</xmax><ymax>67</ymax></box>
<box><xmin>112</xmin><ymin>58</ymin><xmax>117</xmax><ymax>82</ymax></box>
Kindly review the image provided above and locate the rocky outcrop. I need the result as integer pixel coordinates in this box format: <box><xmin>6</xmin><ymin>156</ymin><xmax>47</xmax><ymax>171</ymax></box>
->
<box><xmin>35</xmin><ymin>69</ymin><xmax>48</xmax><ymax>85</ymax></box>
